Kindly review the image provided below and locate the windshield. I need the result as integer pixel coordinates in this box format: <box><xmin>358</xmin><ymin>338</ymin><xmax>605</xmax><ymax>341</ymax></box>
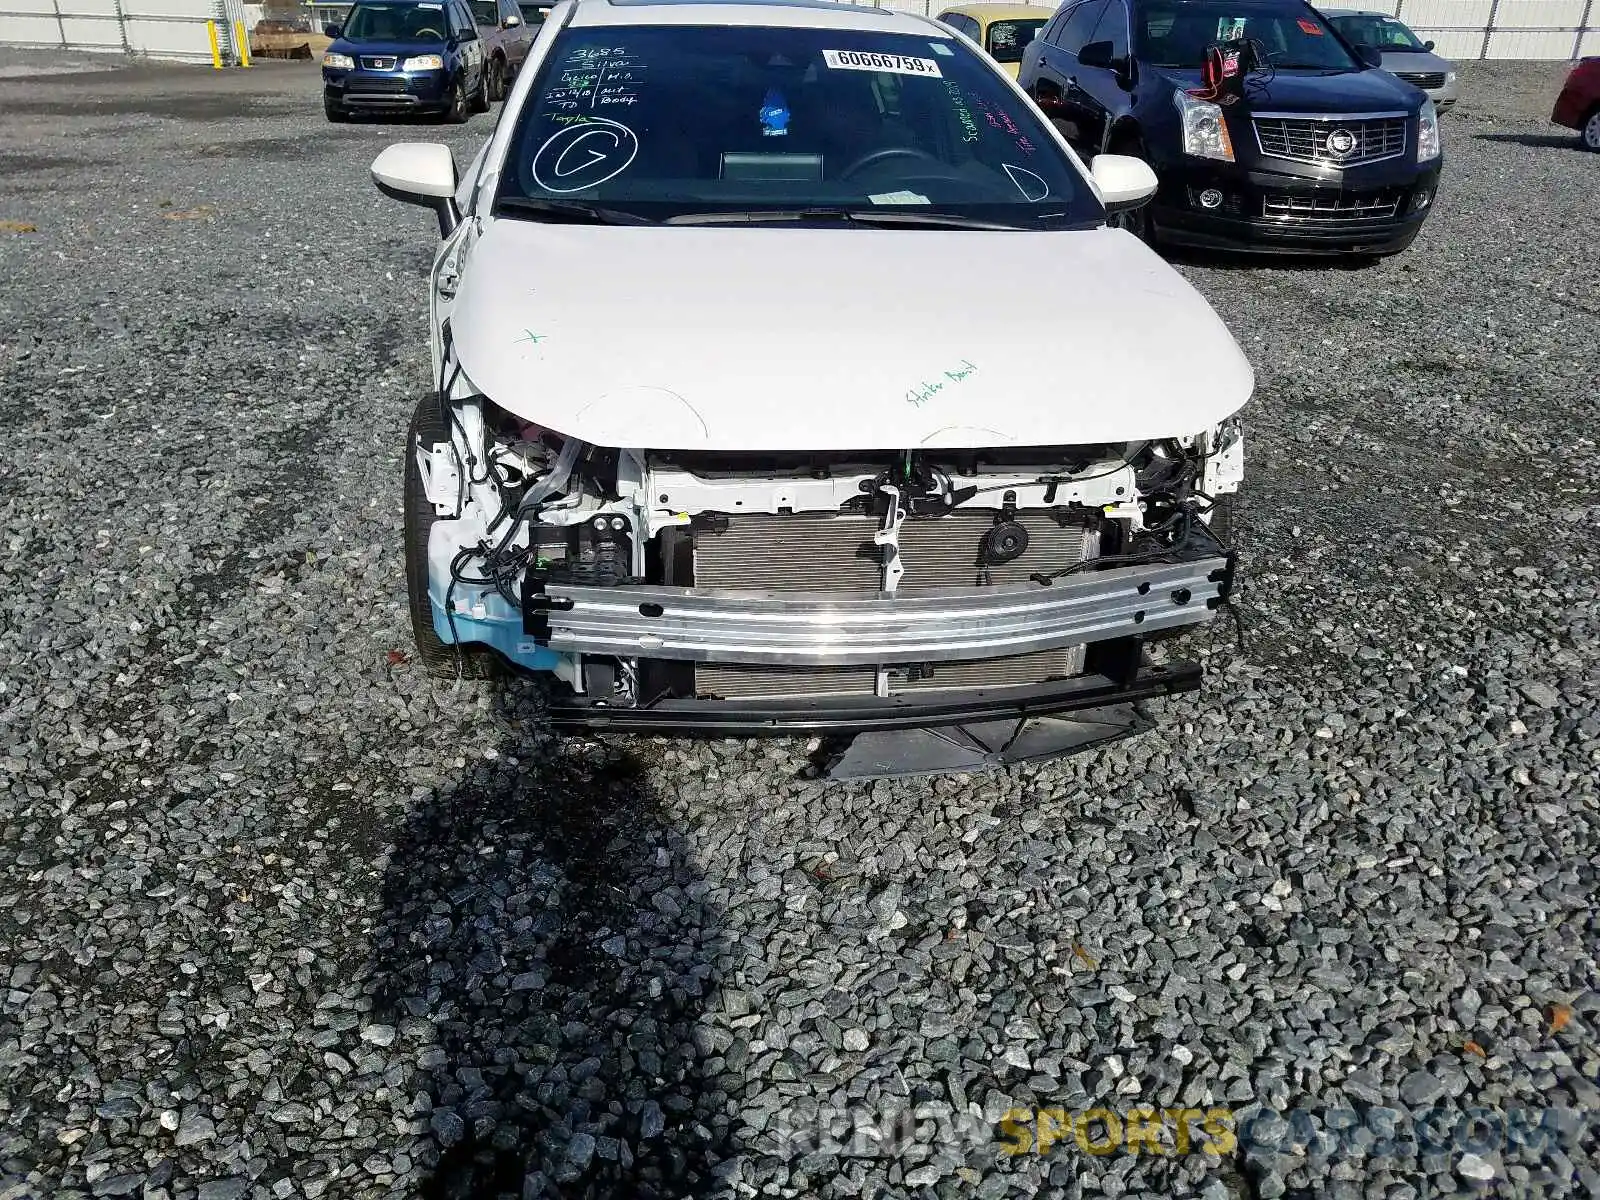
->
<box><xmin>986</xmin><ymin>18</ymin><xmax>1046</xmax><ymax>63</ymax></box>
<box><xmin>1138</xmin><ymin>3</ymin><xmax>1359</xmax><ymax>70</ymax></box>
<box><xmin>495</xmin><ymin>25</ymin><xmax>1099</xmax><ymax>228</ymax></box>
<box><xmin>341</xmin><ymin>1</ymin><xmax>448</xmax><ymax>41</ymax></box>
<box><xmin>1328</xmin><ymin>13</ymin><xmax>1426</xmax><ymax>50</ymax></box>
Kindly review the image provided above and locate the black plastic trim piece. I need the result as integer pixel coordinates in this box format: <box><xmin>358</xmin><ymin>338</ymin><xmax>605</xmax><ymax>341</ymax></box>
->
<box><xmin>521</xmin><ymin>569</ymin><xmax>571</xmax><ymax>642</ymax></box>
<box><xmin>535</xmin><ymin>662</ymin><xmax>1202</xmax><ymax>734</ymax></box>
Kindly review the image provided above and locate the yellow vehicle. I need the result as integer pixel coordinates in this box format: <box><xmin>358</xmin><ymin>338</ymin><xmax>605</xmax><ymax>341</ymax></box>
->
<box><xmin>934</xmin><ymin>3</ymin><xmax>1054</xmax><ymax>78</ymax></box>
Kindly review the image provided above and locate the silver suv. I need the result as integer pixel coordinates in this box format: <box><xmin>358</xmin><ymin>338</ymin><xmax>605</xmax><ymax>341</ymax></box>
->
<box><xmin>1322</xmin><ymin>8</ymin><xmax>1459</xmax><ymax>110</ymax></box>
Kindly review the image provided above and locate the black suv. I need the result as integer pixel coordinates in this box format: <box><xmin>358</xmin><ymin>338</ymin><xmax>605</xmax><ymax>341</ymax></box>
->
<box><xmin>1018</xmin><ymin>0</ymin><xmax>1442</xmax><ymax>256</ymax></box>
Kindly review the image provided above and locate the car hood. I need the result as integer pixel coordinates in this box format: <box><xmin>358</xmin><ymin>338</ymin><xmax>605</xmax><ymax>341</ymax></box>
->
<box><xmin>450</xmin><ymin>221</ymin><xmax>1254</xmax><ymax>452</ymax></box>
<box><xmin>327</xmin><ymin>36</ymin><xmax>446</xmax><ymax>57</ymax></box>
<box><xmin>1376</xmin><ymin>49</ymin><xmax>1452</xmax><ymax>76</ymax></box>
<box><xmin>1156</xmin><ymin>65</ymin><xmax>1419</xmax><ymax>112</ymax></box>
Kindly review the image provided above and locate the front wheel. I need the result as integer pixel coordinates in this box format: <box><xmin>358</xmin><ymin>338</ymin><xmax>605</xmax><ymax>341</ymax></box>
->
<box><xmin>1582</xmin><ymin>107</ymin><xmax>1600</xmax><ymax>152</ymax></box>
<box><xmin>404</xmin><ymin>395</ymin><xmax>495</xmax><ymax>678</ymax></box>
<box><xmin>443</xmin><ymin>74</ymin><xmax>469</xmax><ymax>124</ymax></box>
<box><xmin>324</xmin><ymin>98</ymin><xmax>349</xmax><ymax>123</ymax></box>
<box><xmin>470</xmin><ymin>64</ymin><xmax>491</xmax><ymax>114</ymax></box>
<box><xmin>487</xmin><ymin>55</ymin><xmax>506</xmax><ymax>102</ymax></box>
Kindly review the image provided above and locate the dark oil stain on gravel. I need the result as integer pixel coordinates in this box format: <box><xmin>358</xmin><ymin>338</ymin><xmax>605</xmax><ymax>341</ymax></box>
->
<box><xmin>373</xmin><ymin>696</ymin><xmax>737</xmax><ymax>1199</ymax></box>
<box><xmin>1</xmin><ymin>94</ymin><xmax>271</xmax><ymax>120</ymax></box>
<box><xmin>0</xmin><ymin>151</ymin><xmax>109</xmax><ymax>173</ymax></box>
<box><xmin>1472</xmin><ymin>131</ymin><xmax>1587</xmax><ymax>150</ymax></box>
<box><xmin>191</xmin><ymin>135</ymin><xmax>342</xmax><ymax>161</ymax></box>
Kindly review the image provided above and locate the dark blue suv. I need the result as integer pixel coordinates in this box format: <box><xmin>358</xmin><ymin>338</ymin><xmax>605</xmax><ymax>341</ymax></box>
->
<box><xmin>322</xmin><ymin>0</ymin><xmax>490</xmax><ymax>123</ymax></box>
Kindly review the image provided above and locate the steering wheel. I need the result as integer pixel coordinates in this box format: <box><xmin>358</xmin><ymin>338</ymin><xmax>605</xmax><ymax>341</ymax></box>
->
<box><xmin>413</xmin><ymin>25</ymin><xmax>442</xmax><ymax>37</ymax></box>
<box><xmin>838</xmin><ymin>146</ymin><xmax>947</xmax><ymax>180</ymax></box>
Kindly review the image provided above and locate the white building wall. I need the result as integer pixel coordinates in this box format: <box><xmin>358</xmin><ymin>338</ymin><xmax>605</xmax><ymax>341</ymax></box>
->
<box><xmin>1</xmin><ymin>0</ymin><xmax>1595</xmax><ymax>60</ymax></box>
<box><xmin>845</xmin><ymin>0</ymin><xmax>1596</xmax><ymax>57</ymax></box>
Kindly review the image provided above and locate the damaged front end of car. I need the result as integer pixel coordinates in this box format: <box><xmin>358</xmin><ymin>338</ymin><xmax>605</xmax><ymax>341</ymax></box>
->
<box><xmin>412</xmin><ymin>339</ymin><xmax>1243</xmax><ymax>775</ymax></box>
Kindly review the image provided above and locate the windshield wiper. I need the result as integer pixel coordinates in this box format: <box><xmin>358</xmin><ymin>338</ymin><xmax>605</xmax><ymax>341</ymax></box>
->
<box><xmin>494</xmin><ymin>196</ymin><xmax>655</xmax><ymax>226</ymax></box>
<box><xmin>664</xmin><ymin>208</ymin><xmax>1035</xmax><ymax>231</ymax></box>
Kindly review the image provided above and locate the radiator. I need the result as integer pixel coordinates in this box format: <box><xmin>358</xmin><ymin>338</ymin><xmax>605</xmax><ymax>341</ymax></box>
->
<box><xmin>689</xmin><ymin>509</ymin><xmax>1096</xmax><ymax>700</ymax></box>
<box><xmin>690</xmin><ymin>510</ymin><xmax>1095</xmax><ymax>592</ymax></box>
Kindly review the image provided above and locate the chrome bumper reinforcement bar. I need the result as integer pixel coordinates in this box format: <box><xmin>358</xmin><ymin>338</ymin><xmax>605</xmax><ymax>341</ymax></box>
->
<box><xmin>525</xmin><ymin>555</ymin><xmax>1231</xmax><ymax>666</ymax></box>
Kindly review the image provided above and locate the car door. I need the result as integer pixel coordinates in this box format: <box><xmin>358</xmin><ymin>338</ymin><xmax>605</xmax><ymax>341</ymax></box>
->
<box><xmin>1030</xmin><ymin>0</ymin><xmax>1106</xmax><ymax>151</ymax></box>
<box><xmin>469</xmin><ymin>0</ymin><xmax>499</xmax><ymax>53</ymax></box>
<box><xmin>1072</xmin><ymin>0</ymin><xmax>1132</xmax><ymax>153</ymax></box>
<box><xmin>499</xmin><ymin>0</ymin><xmax>531</xmax><ymax>68</ymax></box>
<box><xmin>449</xmin><ymin>1</ymin><xmax>482</xmax><ymax>87</ymax></box>
<box><xmin>1016</xmin><ymin>7</ymin><xmax>1065</xmax><ymax>89</ymax></box>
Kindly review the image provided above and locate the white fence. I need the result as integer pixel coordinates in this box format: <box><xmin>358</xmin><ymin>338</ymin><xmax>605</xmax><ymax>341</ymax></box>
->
<box><xmin>2</xmin><ymin>0</ymin><xmax>1594</xmax><ymax>60</ymax></box>
<box><xmin>0</xmin><ymin>0</ymin><xmax>250</xmax><ymax>61</ymax></box>
<box><xmin>866</xmin><ymin>0</ymin><xmax>1598</xmax><ymax>58</ymax></box>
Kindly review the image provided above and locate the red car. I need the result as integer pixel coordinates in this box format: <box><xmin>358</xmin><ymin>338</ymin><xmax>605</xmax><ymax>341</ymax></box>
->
<box><xmin>1552</xmin><ymin>57</ymin><xmax>1600</xmax><ymax>151</ymax></box>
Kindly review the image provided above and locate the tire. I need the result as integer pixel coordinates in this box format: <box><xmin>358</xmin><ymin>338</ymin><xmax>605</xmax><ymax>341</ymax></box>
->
<box><xmin>404</xmin><ymin>394</ymin><xmax>495</xmax><ymax>678</ymax></box>
<box><xmin>443</xmin><ymin>74</ymin><xmax>469</xmax><ymax>124</ymax></box>
<box><xmin>324</xmin><ymin>98</ymin><xmax>349</xmax><ymax>123</ymax></box>
<box><xmin>487</xmin><ymin>55</ymin><xmax>506</xmax><ymax>102</ymax></box>
<box><xmin>1583</xmin><ymin>106</ymin><xmax>1600</xmax><ymax>152</ymax></box>
<box><xmin>470</xmin><ymin>64</ymin><xmax>491</xmax><ymax>114</ymax></box>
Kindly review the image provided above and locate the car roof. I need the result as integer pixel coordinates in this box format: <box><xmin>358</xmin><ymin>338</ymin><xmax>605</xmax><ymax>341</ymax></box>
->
<box><xmin>569</xmin><ymin>0</ymin><xmax>946</xmax><ymax>34</ymax></box>
<box><xmin>936</xmin><ymin>3</ymin><xmax>1054</xmax><ymax>19</ymax></box>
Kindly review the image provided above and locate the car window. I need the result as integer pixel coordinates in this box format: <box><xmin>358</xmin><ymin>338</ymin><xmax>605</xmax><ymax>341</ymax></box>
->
<box><xmin>517</xmin><ymin>1</ymin><xmax>551</xmax><ymax>25</ymax></box>
<box><xmin>1137</xmin><ymin>1</ymin><xmax>1358</xmax><ymax>69</ymax></box>
<box><xmin>496</xmin><ymin>24</ymin><xmax>1101</xmax><ymax>226</ymax></box>
<box><xmin>470</xmin><ymin>0</ymin><xmax>497</xmax><ymax>25</ymax></box>
<box><xmin>1328</xmin><ymin>13</ymin><xmax>1426</xmax><ymax>49</ymax></box>
<box><xmin>1059</xmin><ymin>0</ymin><xmax>1108</xmax><ymax>55</ymax></box>
<box><xmin>986</xmin><ymin>18</ymin><xmax>1047</xmax><ymax>62</ymax></box>
<box><xmin>945</xmin><ymin>14</ymin><xmax>979</xmax><ymax>39</ymax></box>
<box><xmin>341</xmin><ymin>1</ymin><xmax>449</xmax><ymax>41</ymax></box>
<box><xmin>1088</xmin><ymin>0</ymin><xmax>1127</xmax><ymax>57</ymax></box>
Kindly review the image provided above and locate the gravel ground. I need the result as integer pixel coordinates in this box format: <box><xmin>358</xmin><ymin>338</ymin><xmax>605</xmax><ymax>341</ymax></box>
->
<box><xmin>1</xmin><ymin>50</ymin><xmax>1597</xmax><ymax>1200</ymax></box>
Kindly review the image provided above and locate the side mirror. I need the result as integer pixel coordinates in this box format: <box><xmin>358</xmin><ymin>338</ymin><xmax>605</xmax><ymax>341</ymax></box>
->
<box><xmin>1356</xmin><ymin>44</ymin><xmax>1383</xmax><ymax>67</ymax></box>
<box><xmin>1091</xmin><ymin>153</ymin><xmax>1158</xmax><ymax>215</ymax></box>
<box><xmin>503</xmin><ymin>13</ymin><xmax>521</xmax><ymax>24</ymax></box>
<box><xmin>372</xmin><ymin>143</ymin><xmax>460</xmax><ymax>237</ymax></box>
<box><xmin>323</xmin><ymin>22</ymin><xmax>341</xmax><ymax>37</ymax></box>
<box><xmin>1423</xmin><ymin>39</ymin><xmax>1435</xmax><ymax>50</ymax></box>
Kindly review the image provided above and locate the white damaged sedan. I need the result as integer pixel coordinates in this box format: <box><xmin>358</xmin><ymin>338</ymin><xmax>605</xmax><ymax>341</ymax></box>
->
<box><xmin>371</xmin><ymin>0</ymin><xmax>1252</xmax><ymax>774</ymax></box>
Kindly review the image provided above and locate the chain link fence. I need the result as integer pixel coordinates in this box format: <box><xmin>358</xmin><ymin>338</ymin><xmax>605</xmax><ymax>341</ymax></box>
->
<box><xmin>0</xmin><ymin>0</ymin><xmax>250</xmax><ymax>62</ymax></box>
<box><xmin>4</xmin><ymin>0</ymin><xmax>1595</xmax><ymax>62</ymax></box>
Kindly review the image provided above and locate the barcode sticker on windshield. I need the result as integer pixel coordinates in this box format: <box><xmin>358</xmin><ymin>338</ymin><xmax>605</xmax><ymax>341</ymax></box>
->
<box><xmin>822</xmin><ymin>49</ymin><xmax>942</xmax><ymax>78</ymax></box>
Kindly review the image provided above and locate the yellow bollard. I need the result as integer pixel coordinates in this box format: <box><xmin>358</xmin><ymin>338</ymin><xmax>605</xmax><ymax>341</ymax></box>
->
<box><xmin>206</xmin><ymin>20</ymin><xmax>222</xmax><ymax>69</ymax></box>
<box><xmin>235</xmin><ymin>21</ymin><xmax>251</xmax><ymax>67</ymax></box>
